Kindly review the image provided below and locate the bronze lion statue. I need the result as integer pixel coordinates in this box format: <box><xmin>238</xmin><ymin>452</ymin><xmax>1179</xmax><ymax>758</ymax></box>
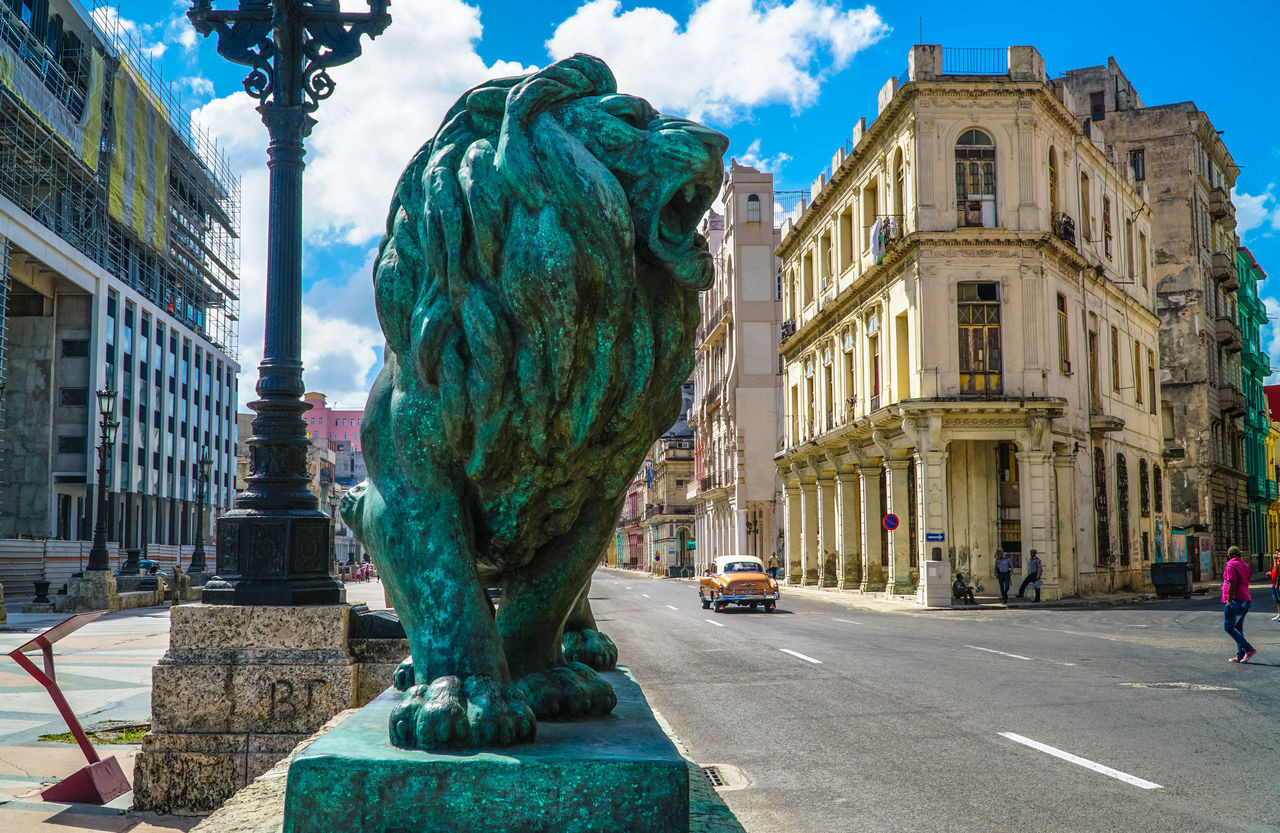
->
<box><xmin>343</xmin><ymin>54</ymin><xmax>726</xmax><ymax>749</ymax></box>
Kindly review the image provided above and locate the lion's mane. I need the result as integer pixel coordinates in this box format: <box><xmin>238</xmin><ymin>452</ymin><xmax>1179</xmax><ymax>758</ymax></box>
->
<box><xmin>361</xmin><ymin>55</ymin><xmax>721</xmax><ymax>573</ymax></box>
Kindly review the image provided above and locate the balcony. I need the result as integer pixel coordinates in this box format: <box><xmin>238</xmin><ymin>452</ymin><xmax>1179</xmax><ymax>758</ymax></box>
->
<box><xmin>1052</xmin><ymin>212</ymin><xmax>1076</xmax><ymax>248</ymax></box>
<box><xmin>1210</xmin><ymin>251</ymin><xmax>1239</xmax><ymax>290</ymax></box>
<box><xmin>779</xmin><ymin>319</ymin><xmax>797</xmax><ymax>344</ymax></box>
<box><xmin>1248</xmin><ymin>475</ymin><xmax>1268</xmax><ymax>503</ymax></box>
<box><xmin>1218</xmin><ymin>384</ymin><xmax>1245</xmax><ymax>416</ymax></box>
<box><xmin>701</xmin><ymin>379</ymin><xmax>724</xmax><ymax>410</ymax></box>
<box><xmin>1215</xmin><ymin>316</ymin><xmax>1242</xmax><ymax>353</ymax></box>
<box><xmin>645</xmin><ymin>503</ymin><xmax>695</xmax><ymax>519</ymax></box>
<box><xmin>1089</xmin><ymin>413</ymin><xmax>1126</xmax><ymax>434</ymax></box>
<box><xmin>869</xmin><ymin>215</ymin><xmax>904</xmax><ymax>263</ymax></box>
<box><xmin>1209</xmin><ymin>187</ymin><xmax>1234</xmax><ymax>221</ymax></box>
<box><xmin>1269</xmin><ymin>480</ymin><xmax>1279</xmax><ymax>502</ymax></box>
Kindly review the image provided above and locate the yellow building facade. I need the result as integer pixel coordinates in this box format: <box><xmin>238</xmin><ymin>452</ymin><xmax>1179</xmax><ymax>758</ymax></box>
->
<box><xmin>775</xmin><ymin>45</ymin><xmax>1167</xmax><ymax>601</ymax></box>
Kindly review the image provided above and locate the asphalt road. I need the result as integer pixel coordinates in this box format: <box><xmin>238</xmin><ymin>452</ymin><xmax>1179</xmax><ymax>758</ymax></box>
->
<box><xmin>590</xmin><ymin>570</ymin><xmax>1280</xmax><ymax>833</ymax></box>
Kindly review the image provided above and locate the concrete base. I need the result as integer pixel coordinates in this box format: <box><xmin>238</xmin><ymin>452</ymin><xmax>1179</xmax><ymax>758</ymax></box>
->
<box><xmin>133</xmin><ymin>603</ymin><xmax>356</xmax><ymax>815</ymax></box>
<box><xmin>283</xmin><ymin>669</ymin><xmax>688</xmax><ymax>833</ymax></box>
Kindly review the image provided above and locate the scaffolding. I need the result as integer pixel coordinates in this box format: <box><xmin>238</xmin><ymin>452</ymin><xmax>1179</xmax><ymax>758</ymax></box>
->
<box><xmin>0</xmin><ymin>0</ymin><xmax>240</xmax><ymax>359</ymax></box>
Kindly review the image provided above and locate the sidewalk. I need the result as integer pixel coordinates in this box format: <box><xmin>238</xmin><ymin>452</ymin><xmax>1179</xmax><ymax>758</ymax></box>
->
<box><xmin>0</xmin><ymin>581</ymin><xmax>389</xmax><ymax>833</ymax></box>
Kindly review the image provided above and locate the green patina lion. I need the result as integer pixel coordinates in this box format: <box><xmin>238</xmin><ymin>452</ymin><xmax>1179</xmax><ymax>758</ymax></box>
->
<box><xmin>342</xmin><ymin>54</ymin><xmax>726</xmax><ymax>749</ymax></box>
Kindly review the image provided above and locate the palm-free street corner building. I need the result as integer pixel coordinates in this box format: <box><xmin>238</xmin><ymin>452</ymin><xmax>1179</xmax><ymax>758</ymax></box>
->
<box><xmin>775</xmin><ymin>46</ymin><xmax>1168</xmax><ymax>602</ymax></box>
<box><xmin>0</xmin><ymin>0</ymin><xmax>239</xmax><ymax>584</ymax></box>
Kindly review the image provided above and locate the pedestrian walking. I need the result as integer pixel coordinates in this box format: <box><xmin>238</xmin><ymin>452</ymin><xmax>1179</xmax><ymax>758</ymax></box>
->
<box><xmin>994</xmin><ymin>550</ymin><xmax>1013</xmax><ymax>604</ymax></box>
<box><xmin>768</xmin><ymin>553</ymin><xmax>779</xmax><ymax>580</ymax></box>
<box><xmin>1270</xmin><ymin>551</ymin><xmax>1280</xmax><ymax>622</ymax></box>
<box><xmin>1017</xmin><ymin>550</ymin><xmax>1043</xmax><ymax>602</ymax></box>
<box><xmin>1223</xmin><ymin>546</ymin><xmax>1256</xmax><ymax>663</ymax></box>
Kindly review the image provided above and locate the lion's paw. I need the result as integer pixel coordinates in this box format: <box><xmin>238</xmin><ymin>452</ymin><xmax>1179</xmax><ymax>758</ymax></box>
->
<box><xmin>512</xmin><ymin>662</ymin><xmax>617</xmax><ymax>720</ymax></box>
<box><xmin>388</xmin><ymin>675</ymin><xmax>535</xmax><ymax>749</ymax></box>
<box><xmin>392</xmin><ymin>658</ymin><xmax>415</xmax><ymax>692</ymax></box>
<box><xmin>562</xmin><ymin>628</ymin><xmax>617</xmax><ymax>671</ymax></box>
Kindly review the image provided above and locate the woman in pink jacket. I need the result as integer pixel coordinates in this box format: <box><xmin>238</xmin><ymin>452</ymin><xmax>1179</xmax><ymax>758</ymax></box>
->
<box><xmin>1223</xmin><ymin>546</ymin><xmax>1256</xmax><ymax>663</ymax></box>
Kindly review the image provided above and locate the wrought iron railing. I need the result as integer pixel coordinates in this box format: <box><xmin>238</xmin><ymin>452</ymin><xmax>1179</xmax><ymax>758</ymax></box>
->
<box><xmin>1052</xmin><ymin>212</ymin><xmax>1076</xmax><ymax>247</ymax></box>
<box><xmin>942</xmin><ymin>47</ymin><xmax>1008</xmax><ymax>76</ymax></box>
<box><xmin>779</xmin><ymin>319</ymin><xmax>797</xmax><ymax>343</ymax></box>
<box><xmin>645</xmin><ymin>503</ymin><xmax>694</xmax><ymax>519</ymax></box>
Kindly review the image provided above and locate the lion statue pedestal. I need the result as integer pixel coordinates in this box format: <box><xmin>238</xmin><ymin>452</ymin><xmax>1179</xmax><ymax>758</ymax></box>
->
<box><xmin>281</xmin><ymin>53</ymin><xmax>724</xmax><ymax>832</ymax></box>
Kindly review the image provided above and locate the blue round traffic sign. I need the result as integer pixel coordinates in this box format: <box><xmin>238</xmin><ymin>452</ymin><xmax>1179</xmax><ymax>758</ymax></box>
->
<box><xmin>882</xmin><ymin>513</ymin><xmax>899</xmax><ymax>531</ymax></box>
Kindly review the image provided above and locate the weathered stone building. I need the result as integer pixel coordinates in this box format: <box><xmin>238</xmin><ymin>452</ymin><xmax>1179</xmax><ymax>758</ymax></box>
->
<box><xmin>689</xmin><ymin>163</ymin><xmax>784</xmax><ymax>572</ymax></box>
<box><xmin>1059</xmin><ymin>59</ymin><xmax>1245</xmax><ymax>575</ymax></box>
<box><xmin>775</xmin><ymin>45</ymin><xmax>1167</xmax><ymax>601</ymax></box>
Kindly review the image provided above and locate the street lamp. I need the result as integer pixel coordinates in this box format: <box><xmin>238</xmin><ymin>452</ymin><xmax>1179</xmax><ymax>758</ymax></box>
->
<box><xmin>190</xmin><ymin>446</ymin><xmax>213</xmax><ymax>573</ymax></box>
<box><xmin>189</xmin><ymin>0</ymin><xmax>390</xmax><ymax>605</ymax></box>
<box><xmin>86</xmin><ymin>387</ymin><xmax>119</xmax><ymax>572</ymax></box>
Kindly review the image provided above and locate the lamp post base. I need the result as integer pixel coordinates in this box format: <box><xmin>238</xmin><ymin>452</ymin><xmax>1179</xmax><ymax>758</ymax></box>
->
<box><xmin>203</xmin><ymin>510</ymin><xmax>345</xmax><ymax>606</ymax></box>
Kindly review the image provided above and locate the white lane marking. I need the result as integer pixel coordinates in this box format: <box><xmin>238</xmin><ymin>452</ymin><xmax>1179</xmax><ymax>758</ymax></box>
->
<box><xmin>666</xmin><ymin>605</ymin><xmax>678</xmax><ymax>611</ymax></box>
<box><xmin>780</xmin><ymin>648</ymin><xmax>822</xmax><ymax>665</ymax></box>
<box><xmin>999</xmin><ymin>732</ymin><xmax>1163</xmax><ymax>790</ymax></box>
<box><xmin>642</xmin><ymin>594</ymin><xmax>651</xmax><ymax>598</ymax></box>
<box><xmin>624</xmin><ymin>586</ymin><xmax>632</xmax><ymax>590</ymax></box>
<box><xmin>705</xmin><ymin>619</ymin><xmax>724</xmax><ymax>627</ymax></box>
<box><xmin>966</xmin><ymin>645</ymin><xmax>1033</xmax><ymax>661</ymax></box>
<box><xmin>1120</xmin><ymin>681</ymin><xmax>1236</xmax><ymax>691</ymax></box>
<box><xmin>832</xmin><ymin>618</ymin><xmax>863</xmax><ymax>625</ymax></box>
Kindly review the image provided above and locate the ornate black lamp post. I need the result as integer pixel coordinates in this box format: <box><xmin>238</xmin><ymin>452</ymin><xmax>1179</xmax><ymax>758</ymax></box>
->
<box><xmin>190</xmin><ymin>447</ymin><xmax>213</xmax><ymax>573</ymax></box>
<box><xmin>87</xmin><ymin>387</ymin><xmax>119</xmax><ymax>573</ymax></box>
<box><xmin>189</xmin><ymin>0</ymin><xmax>391</xmax><ymax>605</ymax></box>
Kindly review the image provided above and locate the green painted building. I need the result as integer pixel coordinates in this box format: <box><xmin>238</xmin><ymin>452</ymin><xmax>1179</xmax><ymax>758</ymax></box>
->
<box><xmin>1237</xmin><ymin>247</ymin><xmax>1272</xmax><ymax>558</ymax></box>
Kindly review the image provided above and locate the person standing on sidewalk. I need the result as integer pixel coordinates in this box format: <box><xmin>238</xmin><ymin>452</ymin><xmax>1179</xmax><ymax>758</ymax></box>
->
<box><xmin>1223</xmin><ymin>546</ymin><xmax>1256</xmax><ymax>663</ymax></box>
<box><xmin>1017</xmin><ymin>550</ymin><xmax>1043</xmax><ymax>602</ymax></box>
<box><xmin>994</xmin><ymin>550</ymin><xmax>1013</xmax><ymax>604</ymax></box>
<box><xmin>1270</xmin><ymin>551</ymin><xmax>1280</xmax><ymax>622</ymax></box>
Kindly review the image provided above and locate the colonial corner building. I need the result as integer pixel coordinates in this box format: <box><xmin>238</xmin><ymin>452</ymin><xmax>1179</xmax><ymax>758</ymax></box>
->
<box><xmin>775</xmin><ymin>45</ymin><xmax>1179</xmax><ymax>602</ymax></box>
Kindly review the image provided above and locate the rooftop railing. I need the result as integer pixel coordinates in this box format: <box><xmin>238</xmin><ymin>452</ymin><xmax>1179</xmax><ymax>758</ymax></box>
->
<box><xmin>942</xmin><ymin>47</ymin><xmax>1008</xmax><ymax>75</ymax></box>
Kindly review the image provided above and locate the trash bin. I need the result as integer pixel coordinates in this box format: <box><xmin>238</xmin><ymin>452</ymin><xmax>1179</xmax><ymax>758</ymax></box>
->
<box><xmin>666</xmin><ymin>565</ymin><xmax>684</xmax><ymax>578</ymax></box>
<box><xmin>1150</xmin><ymin>561</ymin><xmax>1193</xmax><ymax>599</ymax></box>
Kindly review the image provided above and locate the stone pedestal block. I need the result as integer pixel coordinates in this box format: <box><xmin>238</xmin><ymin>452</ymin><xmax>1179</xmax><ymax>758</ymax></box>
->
<box><xmin>60</xmin><ymin>570</ymin><xmax>119</xmax><ymax>612</ymax></box>
<box><xmin>133</xmin><ymin>604</ymin><xmax>355</xmax><ymax>816</ymax></box>
<box><xmin>283</xmin><ymin>669</ymin><xmax>688</xmax><ymax>833</ymax></box>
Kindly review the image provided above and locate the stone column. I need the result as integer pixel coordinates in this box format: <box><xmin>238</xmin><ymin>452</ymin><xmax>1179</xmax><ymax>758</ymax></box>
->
<box><xmin>816</xmin><ymin>468</ymin><xmax>837</xmax><ymax>587</ymax></box>
<box><xmin>859</xmin><ymin>465</ymin><xmax>885</xmax><ymax>591</ymax></box>
<box><xmin>734</xmin><ymin>504</ymin><xmax>748</xmax><ymax>556</ymax></box>
<box><xmin>915</xmin><ymin>450</ymin><xmax>949</xmax><ymax>565</ymax></box>
<box><xmin>1054</xmin><ymin>451</ymin><xmax>1076</xmax><ymax>597</ymax></box>
<box><xmin>1017</xmin><ymin>450</ymin><xmax>1057</xmax><ymax>600</ymax></box>
<box><xmin>800</xmin><ymin>476</ymin><xmax>819</xmax><ymax>585</ymax></box>
<box><xmin>885</xmin><ymin>458</ymin><xmax>914</xmax><ymax>594</ymax></box>
<box><xmin>836</xmin><ymin>471</ymin><xmax>861</xmax><ymax>589</ymax></box>
<box><xmin>784</xmin><ymin>481</ymin><xmax>802</xmax><ymax>583</ymax></box>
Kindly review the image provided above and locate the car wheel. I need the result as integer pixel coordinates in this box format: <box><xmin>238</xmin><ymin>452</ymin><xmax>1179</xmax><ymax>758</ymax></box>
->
<box><xmin>701</xmin><ymin>598</ymin><xmax>711</xmax><ymax>609</ymax></box>
<box><xmin>749</xmin><ymin>602</ymin><xmax>758</xmax><ymax>610</ymax></box>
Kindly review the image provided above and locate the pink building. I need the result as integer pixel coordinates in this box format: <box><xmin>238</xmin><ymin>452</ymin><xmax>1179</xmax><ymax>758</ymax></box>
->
<box><xmin>302</xmin><ymin>392</ymin><xmax>365</xmax><ymax>453</ymax></box>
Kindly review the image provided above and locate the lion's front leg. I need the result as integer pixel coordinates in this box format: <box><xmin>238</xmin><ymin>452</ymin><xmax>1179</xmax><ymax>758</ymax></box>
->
<box><xmin>562</xmin><ymin>582</ymin><xmax>617</xmax><ymax>672</ymax></box>
<box><xmin>359</xmin><ymin>480</ymin><xmax>535</xmax><ymax>748</ymax></box>
<box><xmin>496</xmin><ymin>514</ymin><xmax>620</xmax><ymax>720</ymax></box>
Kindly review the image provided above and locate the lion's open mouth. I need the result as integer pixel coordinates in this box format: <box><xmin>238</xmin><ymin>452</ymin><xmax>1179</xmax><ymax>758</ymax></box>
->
<box><xmin>658</xmin><ymin>180</ymin><xmax>714</xmax><ymax>248</ymax></box>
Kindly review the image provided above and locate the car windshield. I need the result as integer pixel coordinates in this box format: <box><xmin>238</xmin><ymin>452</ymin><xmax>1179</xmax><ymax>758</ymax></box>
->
<box><xmin>725</xmin><ymin>562</ymin><xmax>761</xmax><ymax>573</ymax></box>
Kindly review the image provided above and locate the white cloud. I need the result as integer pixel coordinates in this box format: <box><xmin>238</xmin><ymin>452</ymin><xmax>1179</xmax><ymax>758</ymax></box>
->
<box><xmin>1234</xmin><ymin>185</ymin><xmax>1280</xmax><ymax>238</ymax></box>
<box><xmin>546</xmin><ymin>0</ymin><xmax>889</xmax><ymax>123</ymax></box>
<box><xmin>734</xmin><ymin>139</ymin><xmax>792</xmax><ymax>174</ymax></box>
<box><xmin>191</xmin><ymin>0</ymin><xmax>535</xmax><ymax>409</ymax></box>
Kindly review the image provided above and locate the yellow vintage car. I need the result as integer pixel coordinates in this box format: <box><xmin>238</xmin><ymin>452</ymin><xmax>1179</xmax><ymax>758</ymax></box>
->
<box><xmin>699</xmin><ymin>555</ymin><xmax>780</xmax><ymax>613</ymax></box>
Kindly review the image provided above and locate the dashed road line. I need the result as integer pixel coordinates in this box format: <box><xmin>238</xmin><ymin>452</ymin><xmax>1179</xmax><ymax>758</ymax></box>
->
<box><xmin>665</xmin><ymin>605</ymin><xmax>678</xmax><ymax>611</ymax></box>
<box><xmin>705</xmin><ymin>619</ymin><xmax>724</xmax><ymax>627</ymax></box>
<box><xmin>780</xmin><ymin>648</ymin><xmax>822</xmax><ymax>665</ymax></box>
<box><xmin>965</xmin><ymin>645</ymin><xmax>1033</xmax><ymax>661</ymax></box>
<box><xmin>999</xmin><ymin>732</ymin><xmax>1163</xmax><ymax>790</ymax></box>
<box><xmin>832</xmin><ymin>618</ymin><xmax>863</xmax><ymax>625</ymax></box>
<box><xmin>642</xmin><ymin>594</ymin><xmax>651</xmax><ymax>599</ymax></box>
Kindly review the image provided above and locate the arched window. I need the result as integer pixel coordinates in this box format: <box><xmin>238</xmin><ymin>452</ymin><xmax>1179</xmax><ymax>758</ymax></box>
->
<box><xmin>1116</xmin><ymin>453</ymin><xmax>1130</xmax><ymax>566</ymax></box>
<box><xmin>1095</xmin><ymin>449</ymin><xmax>1110</xmax><ymax>566</ymax></box>
<box><xmin>893</xmin><ymin>148</ymin><xmax>905</xmax><ymax>217</ymax></box>
<box><xmin>1139</xmin><ymin>459</ymin><xmax>1150</xmax><ymax>517</ymax></box>
<box><xmin>746</xmin><ymin>194</ymin><xmax>762</xmax><ymax>223</ymax></box>
<box><xmin>955</xmin><ymin>129</ymin><xmax>996</xmax><ymax>228</ymax></box>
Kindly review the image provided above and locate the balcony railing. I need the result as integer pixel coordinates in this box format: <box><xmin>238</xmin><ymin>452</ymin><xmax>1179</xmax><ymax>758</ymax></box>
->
<box><xmin>941</xmin><ymin>47</ymin><xmax>1008</xmax><ymax>76</ymax></box>
<box><xmin>869</xmin><ymin>215</ymin><xmax>905</xmax><ymax>263</ymax></box>
<box><xmin>1269</xmin><ymin>480</ymin><xmax>1278</xmax><ymax>502</ymax></box>
<box><xmin>779</xmin><ymin>319</ymin><xmax>797</xmax><ymax>344</ymax></box>
<box><xmin>1052</xmin><ymin>212</ymin><xmax>1076</xmax><ymax>248</ymax></box>
<box><xmin>645</xmin><ymin>503</ymin><xmax>694</xmax><ymax>519</ymax></box>
<box><xmin>1216</xmin><ymin>316</ymin><xmax>1242</xmax><ymax>353</ymax></box>
<box><xmin>701</xmin><ymin>379</ymin><xmax>724</xmax><ymax>409</ymax></box>
<box><xmin>1209</xmin><ymin>187</ymin><xmax>1233</xmax><ymax>221</ymax></box>
<box><xmin>1218</xmin><ymin>383</ymin><xmax>1245</xmax><ymax>416</ymax></box>
<box><xmin>1210</xmin><ymin>251</ymin><xmax>1239</xmax><ymax>290</ymax></box>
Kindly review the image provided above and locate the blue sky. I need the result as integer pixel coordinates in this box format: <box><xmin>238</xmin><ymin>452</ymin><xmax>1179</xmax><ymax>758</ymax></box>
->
<box><xmin>115</xmin><ymin>0</ymin><xmax>1280</xmax><ymax>409</ymax></box>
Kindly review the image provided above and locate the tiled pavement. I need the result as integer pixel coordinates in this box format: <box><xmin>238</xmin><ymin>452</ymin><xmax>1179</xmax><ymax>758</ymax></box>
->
<box><xmin>0</xmin><ymin>581</ymin><xmax>389</xmax><ymax>833</ymax></box>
